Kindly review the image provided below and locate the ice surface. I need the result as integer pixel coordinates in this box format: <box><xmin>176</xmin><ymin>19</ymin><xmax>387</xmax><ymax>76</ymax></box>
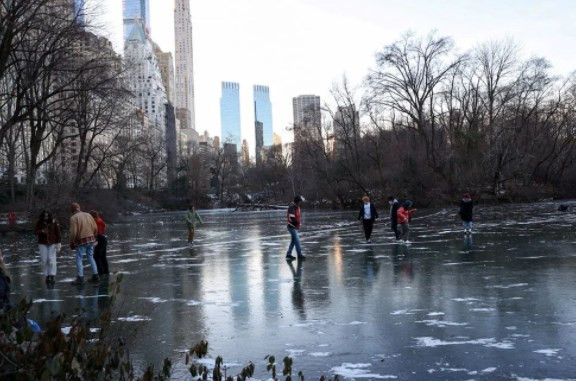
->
<box><xmin>5</xmin><ymin>202</ymin><xmax>576</xmax><ymax>379</ymax></box>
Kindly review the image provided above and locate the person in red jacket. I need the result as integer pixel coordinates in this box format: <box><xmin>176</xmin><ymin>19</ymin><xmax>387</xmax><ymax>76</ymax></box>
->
<box><xmin>286</xmin><ymin>195</ymin><xmax>305</xmax><ymax>261</ymax></box>
<box><xmin>90</xmin><ymin>210</ymin><xmax>109</xmax><ymax>276</ymax></box>
<box><xmin>397</xmin><ymin>200</ymin><xmax>416</xmax><ymax>243</ymax></box>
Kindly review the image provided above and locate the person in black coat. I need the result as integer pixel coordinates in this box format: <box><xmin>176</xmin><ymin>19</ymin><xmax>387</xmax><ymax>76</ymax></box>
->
<box><xmin>358</xmin><ymin>196</ymin><xmax>378</xmax><ymax>243</ymax></box>
<box><xmin>459</xmin><ymin>192</ymin><xmax>474</xmax><ymax>234</ymax></box>
<box><xmin>388</xmin><ymin>196</ymin><xmax>401</xmax><ymax>240</ymax></box>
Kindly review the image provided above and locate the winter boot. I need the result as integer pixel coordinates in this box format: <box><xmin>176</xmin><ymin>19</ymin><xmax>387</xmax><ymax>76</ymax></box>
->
<box><xmin>90</xmin><ymin>274</ymin><xmax>100</xmax><ymax>284</ymax></box>
<box><xmin>71</xmin><ymin>276</ymin><xmax>85</xmax><ymax>285</ymax></box>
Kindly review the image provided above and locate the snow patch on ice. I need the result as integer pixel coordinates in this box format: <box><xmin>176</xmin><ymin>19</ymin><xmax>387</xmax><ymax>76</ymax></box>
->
<box><xmin>133</xmin><ymin>243</ymin><xmax>164</xmax><ymax>248</ymax></box>
<box><xmin>285</xmin><ymin>349</ymin><xmax>306</xmax><ymax>357</ymax></box>
<box><xmin>336</xmin><ymin>321</ymin><xmax>367</xmax><ymax>326</ymax></box>
<box><xmin>115</xmin><ymin>259</ymin><xmax>141</xmax><ymax>264</ymax></box>
<box><xmin>33</xmin><ymin>299</ymin><xmax>64</xmax><ymax>303</ymax></box>
<box><xmin>139</xmin><ymin>297</ymin><xmax>168</xmax><ymax>303</ymax></box>
<box><xmin>117</xmin><ymin>315</ymin><xmax>152</xmax><ymax>322</ymax></box>
<box><xmin>415</xmin><ymin>320</ymin><xmax>468</xmax><ymax>327</ymax></box>
<box><xmin>331</xmin><ymin>363</ymin><xmax>397</xmax><ymax>379</ymax></box>
<box><xmin>452</xmin><ymin>298</ymin><xmax>480</xmax><ymax>302</ymax></box>
<box><xmin>486</xmin><ymin>283</ymin><xmax>529</xmax><ymax>289</ymax></box>
<box><xmin>390</xmin><ymin>309</ymin><xmax>416</xmax><ymax>315</ymax></box>
<box><xmin>533</xmin><ymin>348</ymin><xmax>561</xmax><ymax>357</ymax></box>
<box><xmin>471</xmin><ymin>308</ymin><xmax>496</xmax><ymax>312</ymax></box>
<box><xmin>427</xmin><ymin>312</ymin><xmax>445</xmax><ymax>316</ymax></box>
<box><xmin>414</xmin><ymin>337</ymin><xmax>514</xmax><ymax>349</ymax></box>
<box><xmin>310</xmin><ymin>352</ymin><xmax>331</xmax><ymax>357</ymax></box>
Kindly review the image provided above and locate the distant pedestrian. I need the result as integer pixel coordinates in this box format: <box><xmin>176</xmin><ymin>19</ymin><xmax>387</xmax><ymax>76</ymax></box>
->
<box><xmin>286</xmin><ymin>195</ymin><xmax>305</xmax><ymax>261</ymax></box>
<box><xmin>397</xmin><ymin>200</ymin><xmax>416</xmax><ymax>243</ymax></box>
<box><xmin>69</xmin><ymin>202</ymin><xmax>99</xmax><ymax>285</ymax></box>
<box><xmin>185</xmin><ymin>204</ymin><xmax>204</xmax><ymax>244</ymax></box>
<box><xmin>459</xmin><ymin>192</ymin><xmax>474</xmax><ymax>234</ymax></box>
<box><xmin>8</xmin><ymin>212</ymin><xmax>15</xmax><ymax>228</ymax></box>
<box><xmin>0</xmin><ymin>249</ymin><xmax>13</xmax><ymax>312</ymax></box>
<box><xmin>388</xmin><ymin>196</ymin><xmax>401</xmax><ymax>240</ymax></box>
<box><xmin>358</xmin><ymin>196</ymin><xmax>378</xmax><ymax>243</ymax></box>
<box><xmin>90</xmin><ymin>210</ymin><xmax>109</xmax><ymax>276</ymax></box>
<box><xmin>34</xmin><ymin>210</ymin><xmax>62</xmax><ymax>286</ymax></box>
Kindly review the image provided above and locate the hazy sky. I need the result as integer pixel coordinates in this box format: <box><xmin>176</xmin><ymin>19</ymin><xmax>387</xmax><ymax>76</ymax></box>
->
<box><xmin>95</xmin><ymin>0</ymin><xmax>576</xmax><ymax>148</ymax></box>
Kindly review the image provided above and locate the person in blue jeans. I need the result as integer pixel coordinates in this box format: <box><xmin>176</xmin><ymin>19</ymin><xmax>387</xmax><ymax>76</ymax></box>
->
<box><xmin>69</xmin><ymin>202</ymin><xmax>100</xmax><ymax>285</ymax></box>
<box><xmin>286</xmin><ymin>195</ymin><xmax>305</xmax><ymax>261</ymax></box>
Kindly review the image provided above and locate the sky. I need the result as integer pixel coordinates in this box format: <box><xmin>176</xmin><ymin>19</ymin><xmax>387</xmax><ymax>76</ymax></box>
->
<box><xmin>93</xmin><ymin>0</ymin><xmax>576</xmax><ymax>149</ymax></box>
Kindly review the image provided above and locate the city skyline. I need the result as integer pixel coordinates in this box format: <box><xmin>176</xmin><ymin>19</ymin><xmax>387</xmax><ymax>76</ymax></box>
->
<box><xmin>96</xmin><ymin>0</ymin><xmax>576</xmax><ymax>148</ymax></box>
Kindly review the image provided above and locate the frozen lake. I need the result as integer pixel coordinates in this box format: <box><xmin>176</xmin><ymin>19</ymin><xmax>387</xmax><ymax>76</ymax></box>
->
<box><xmin>2</xmin><ymin>202</ymin><xmax>576</xmax><ymax>380</ymax></box>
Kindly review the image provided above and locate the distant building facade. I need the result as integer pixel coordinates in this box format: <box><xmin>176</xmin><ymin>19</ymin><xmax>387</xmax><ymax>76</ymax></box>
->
<box><xmin>220</xmin><ymin>82</ymin><xmax>241</xmax><ymax>150</ymax></box>
<box><xmin>293</xmin><ymin>95</ymin><xmax>321</xmax><ymax>143</ymax></box>
<box><xmin>255</xmin><ymin>120</ymin><xmax>264</xmax><ymax>165</ymax></box>
<box><xmin>332</xmin><ymin>104</ymin><xmax>360</xmax><ymax>158</ymax></box>
<box><xmin>123</xmin><ymin>0</ymin><xmax>151</xmax><ymax>41</ymax></box>
<box><xmin>174</xmin><ymin>0</ymin><xmax>197</xmax><ymax>131</ymax></box>
<box><xmin>154</xmin><ymin>46</ymin><xmax>175</xmax><ymax>104</ymax></box>
<box><xmin>73</xmin><ymin>0</ymin><xmax>86</xmax><ymax>27</ymax></box>
<box><xmin>241</xmin><ymin>139</ymin><xmax>250</xmax><ymax>167</ymax></box>
<box><xmin>124</xmin><ymin>24</ymin><xmax>167</xmax><ymax>133</ymax></box>
<box><xmin>253</xmin><ymin>85</ymin><xmax>273</xmax><ymax>147</ymax></box>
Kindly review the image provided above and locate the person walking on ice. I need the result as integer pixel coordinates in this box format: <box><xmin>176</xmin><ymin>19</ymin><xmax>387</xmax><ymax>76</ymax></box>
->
<box><xmin>286</xmin><ymin>195</ymin><xmax>305</xmax><ymax>261</ymax></box>
<box><xmin>186</xmin><ymin>204</ymin><xmax>204</xmax><ymax>245</ymax></box>
<box><xmin>388</xmin><ymin>196</ymin><xmax>401</xmax><ymax>240</ymax></box>
<box><xmin>90</xmin><ymin>210</ymin><xmax>109</xmax><ymax>276</ymax></box>
<box><xmin>69</xmin><ymin>202</ymin><xmax>99</xmax><ymax>285</ymax></box>
<box><xmin>358</xmin><ymin>196</ymin><xmax>378</xmax><ymax>243</ymax></box>
<box><xmin>459</xmin><ymin>192</ymin><xmax>474</xmax><ymax>234</ymax></box>
<box><xmin>397</xmin><ymin>200</ymin><xmax>416</xmax><ymax>244</ymax></box>
<box><xmin>34</xmin><ymin>210</ymin><xmax>62</xmax><ymax>286</ymax></box>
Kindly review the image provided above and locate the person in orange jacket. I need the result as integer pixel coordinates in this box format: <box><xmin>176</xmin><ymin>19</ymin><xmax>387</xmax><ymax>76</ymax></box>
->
<box><xmin>397</xmin><ymin>200</ymin><xmax>416</xmax><ymax>243</ymax></box>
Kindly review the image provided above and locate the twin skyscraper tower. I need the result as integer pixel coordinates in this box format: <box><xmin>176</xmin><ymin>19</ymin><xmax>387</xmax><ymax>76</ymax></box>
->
<box><xmin>220</xmin><ymin>83</ymin><xmax>274</xmax><ymax>154</ymax></box>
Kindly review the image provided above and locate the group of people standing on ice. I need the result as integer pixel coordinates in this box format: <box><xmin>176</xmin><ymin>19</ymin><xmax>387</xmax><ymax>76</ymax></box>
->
<box><xmin>359</xmin><ymin>193</ymin><xmax>474</xmax><ymax>244</ymax></box>
<box><xmin>285</xmin><ymin>192</ymin><xmax>475</xmax><ymax>259</ymax></box>
<box><xmin>357</xmin><ymin>196</ymin><xmax>417</xmax><ymax>244</ymax></box>
<box><xmin>358</xmin><ymin>193</ymin><xmax>474</xmax><ymax>244</ymax></box>
<box><xmin>32</xmin><ymin>202</ymin><xmax>109</xmax><ymax>287</ymax></box>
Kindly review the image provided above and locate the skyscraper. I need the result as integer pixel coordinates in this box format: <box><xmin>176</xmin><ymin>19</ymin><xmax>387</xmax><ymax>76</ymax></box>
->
<box><xmin>73</xmin><ymin>0</ymin><xmax>85</xmax><ymax>27</ymax></box>
<box><xmin>174</xmin><ymin>0</ymin><xmax>197</xmax><ymax>131</ymax></box>
<box><xmin>220</xmin><ymin>82</ymin><xmax>241</xmax><ymax>149</ymax></box>
<box><xmin>124</xmin><ymin>23</ymin><xmax>167</xmax><ymax>133</ymax></box>
<box><xmin>255</xmin><ymin>121</ymin><xmax>264</xmax><ymax>165</ymax></box>
<box><xmin>293</xmin><ymin>95</ymin><xmax>321</xmax><ymax>142</ymax></box>
<box><xmin>253</xmin><ymin>85</ymin><xmax>273</xmax><ymax>147</ymax></box>
<box><xmin>154</xmin><ymin>44</ymin><xmax>176</xmax><ymax>104</ymax></box>
<box><xmin>122</xmin><ymin>0</ymin><xmax>151</xmax><ymax>41</ymax></box>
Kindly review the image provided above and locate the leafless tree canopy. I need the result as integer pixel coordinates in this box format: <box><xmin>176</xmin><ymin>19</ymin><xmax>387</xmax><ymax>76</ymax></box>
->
<box><xmin>2</xmin><ymin>14</ymin><xmax>576</xmax><ymax>210</ymax></box>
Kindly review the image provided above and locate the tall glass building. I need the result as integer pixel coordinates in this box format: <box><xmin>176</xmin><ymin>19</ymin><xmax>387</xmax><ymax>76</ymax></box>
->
<box><xmin>123</xmin><ymin>0</ymin><xmax>151</xmax><ymax>42</ymax></box>
<box><xmin>74</xmin><ymin>0</ymin><xmax>85</xmax><ymax>27</ymax></box>
<box><xmin>220</xmin><ymin>82</ymin><xmax>241</xmax><ymax>150</ymax></box>
<box><xmin>253</xmin><ymin>85</ymin><xmax>273</xmax><ymax>147</ymax></box>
